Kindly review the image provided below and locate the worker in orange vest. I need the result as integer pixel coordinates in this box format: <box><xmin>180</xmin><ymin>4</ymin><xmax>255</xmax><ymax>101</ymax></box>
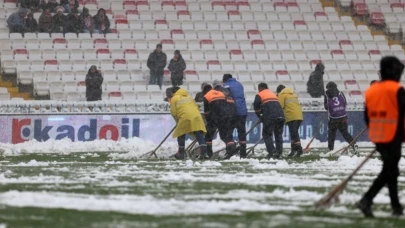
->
<box><xmin>357</xmin><ymin>56</ymin><xmax>405</xmax><ymax>217</ymax></box>
<box><xmin>203</xmin><ymin>84</ymin><xmax>237</xmax><ymax>159</ymax></box>
<box><xmin>253</xmin><ymin>83</ymin><xmax>286</xmax><ymax>159</ymax></box>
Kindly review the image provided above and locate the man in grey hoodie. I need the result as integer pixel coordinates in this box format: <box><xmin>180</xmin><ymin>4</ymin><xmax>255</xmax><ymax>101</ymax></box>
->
<box><xmin>7</xmin><ymin>9</ymin><xmax>28</xmax><ymax>33</ymax></box>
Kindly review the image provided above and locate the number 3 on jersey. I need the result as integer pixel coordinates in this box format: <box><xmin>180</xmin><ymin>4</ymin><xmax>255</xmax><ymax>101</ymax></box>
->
<box><xmin>333</xmin><ymin>97</ymin><xmax>340</xmax><ymax>106</ymax></box>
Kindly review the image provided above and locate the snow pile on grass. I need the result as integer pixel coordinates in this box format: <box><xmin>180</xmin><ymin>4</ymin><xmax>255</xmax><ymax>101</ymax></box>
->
<box><xmin>0</xmin><ymin>136</ymin><xmax>374</xmax><ymax>159</ymax></box>
<box><xmin>12</xmin><ymin>160</ymin><xmax>49</xmax><ymax>167</ymax></box>
<box><xmin>0</xmin><ymin>190</ymin><xmax>301</xmax><ymax>215</ymax></box>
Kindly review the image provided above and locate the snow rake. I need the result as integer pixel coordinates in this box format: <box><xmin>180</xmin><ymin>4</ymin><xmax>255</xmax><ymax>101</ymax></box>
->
<box><xmin>330</xmin><ymin>127</ymin><xmax>367</xmax><ymax>156</ymax></box>
<box><xmin>141</xmin><ymin>125</ymin><xmax>176</xmax><ymax>159</ymax></box>
<box><xmin>315</xmin><ymin>149</ymin><xmax>377</xmax><ymax>209</ymax></box>
<box><xmin>212</xmin><ymin>120</ymin><xmax>261</xmax><ymax>156</ymax></box>
<box><xmin>246</xmin><ymin>137</ymin><xmax>263</xmax><ymax>157</ymax></box>
<box><xmin>303</xmin><ymin>117</ymin><xmax>327</xmax><ymax>153</ymax></box>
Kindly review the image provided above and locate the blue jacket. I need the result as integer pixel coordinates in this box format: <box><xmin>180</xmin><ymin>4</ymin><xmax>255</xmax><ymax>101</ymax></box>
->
<box><xmin>224</xmin><ymin>78</ymin><xmax>247</xmax><ymax>116</ymax></box>
<box><xmin>7</xmin><ymin>12</ymin><xmax>25</xmax><ymax>28</ymax></box>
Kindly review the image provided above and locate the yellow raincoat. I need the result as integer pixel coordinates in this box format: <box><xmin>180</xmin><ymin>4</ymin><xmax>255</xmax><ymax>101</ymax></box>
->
<box><xmin>170</xmin><ymin>88</ymin><xmax>207</xmax><ymax>138</ymax></box>
<box><xmin>278</xmin><ymin>87</ymin><xmax>303</xmax><ymax>123</ymax></box>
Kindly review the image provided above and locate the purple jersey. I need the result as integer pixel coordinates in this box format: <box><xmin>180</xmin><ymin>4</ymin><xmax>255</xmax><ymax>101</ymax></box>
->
<box><xmin>327</xmin><ymin>92</ymin><xmax>347</xmax><ymax>119</ymax></box>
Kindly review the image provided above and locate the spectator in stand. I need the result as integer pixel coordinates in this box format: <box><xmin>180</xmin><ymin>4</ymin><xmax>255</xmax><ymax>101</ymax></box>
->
<box><xmin>307</xmin><ymin>62</ymin><xmax>325</xmax><ymax>98</ymax></box>
<box><xmin>38</xmin><ymin>8</ymin><xmax>54</xmax><ymax>33</ymax></box>
<box><xmin>195</xmin><ymin>82</ymin><xmax>208</xmax><ymax>103</ymax></box>
<box><xmin>52</xmin><ymin>6</ymin><xmax>66</xmax><ymax>33</ymax></box>
<box><xmin>7</xmin><ymin>9</ymin><xmax>28</xmax><ymax>33</ymax></box>
<box><xmin>41</xmin><ymin>0</ymin><xmax>59</xmax><ymax>12</ymax></box>
<box><xmin>80</xmin><ymin>8</ymin><xmax>96</xmax><ymax>34</ymax></box>
<box><xmin>147</xmin><ymin>44</ymin><xmax>167</xmax><ymax>90</ymax></box>
<box><xmin>64</xmin><ymin>9</ymin><xmax>81</xmax><ymax>34</ymax></box>
<box><xmin>25</xmin><ymin>13</ymin><xmax>38</xmax><ymax>33</ymax></box>
<box><xmin>93</xmin><ymin>8</ymin><xmax>111</xmax><ymax>34</ymax></box>
<box><xmin>20</xmin><ymin>0</ymin><xmax>41</xmax><ymax>12</ymax></box>
<box><xmin>85</xmin><ymin>65</ymin><xmax>103</xmax><ymax>102</ymax></box>
<box><xmin>60</xmin><ymin>0</ymin><xmax>78</xmax><ymax>13</ymax></box>
<box><xmin>168</xmin><ymin>50</ymin><xmax>186</xmax><ymax>87</ymax></box>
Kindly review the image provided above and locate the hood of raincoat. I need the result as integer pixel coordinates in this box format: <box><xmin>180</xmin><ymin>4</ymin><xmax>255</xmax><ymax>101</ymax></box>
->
<box><xmin>170</xmin><ymin>88</ymin><xmax>206</xmax><ymax>138</ymax></box>
<box><xmin>173</xmin><ymin>88</ymin><xmax>188</xmax><ymax>97</ymax></box>
<box><xmin>279</xmin><ymin>87</ymin><xmax>294</xmax><ymax>95</ymax></box>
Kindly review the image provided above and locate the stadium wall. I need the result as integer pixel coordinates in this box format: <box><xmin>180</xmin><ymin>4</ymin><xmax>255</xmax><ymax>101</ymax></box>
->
<box><xmin>4</xmin><ymin>111</ymin><xmax>368</xmax><ymax>144</ymax></box>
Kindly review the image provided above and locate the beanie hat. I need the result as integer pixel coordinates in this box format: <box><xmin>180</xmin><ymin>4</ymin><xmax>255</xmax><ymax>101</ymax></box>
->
<box><xmin>212</xmin><ymin>80</ymin><xmax>222</xmax><ymax>88</ymax></box>
<box><xmin>174</xmin><ymin>50</ymin><xmax>180</xmax><ymax>55</ymax></box>
<box><xmin>203</xmin><ymin>84</ymin><xmax>213</xmax><ymax>95</ymax></box>
<box><xmin>57</xmin><ymin>6</ymin><xmax>64</xmax><ymax>13</ymax></box>
<box><xmin>276</xmin><ymin>85</ymin><xmax>285</xmax><ymax>94</ymax></box>
<box><xmin>18</xmin><ymin>8</ymin><xmax>29</xmax><ymax>14</ymax></box>
<box><xmin>156</xmin><ymin>44</ymin><xmax>162</xmax><ymax>49</ymax></box>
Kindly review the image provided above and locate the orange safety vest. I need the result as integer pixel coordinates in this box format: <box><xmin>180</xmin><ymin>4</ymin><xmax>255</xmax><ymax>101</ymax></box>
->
<box><xmin>204</xmin><ymin>90</ymin><xmax>226</xmax><ymax>103</ymax></box>
<box><xmin>365</xmin><ymin>80</ymin><xmax>402</xmax><ymax>143</ymax></box>
<box><xmin>258</xmin><ymin>89</ymin><xmax>279</xmax><ymax>105</ymax></box>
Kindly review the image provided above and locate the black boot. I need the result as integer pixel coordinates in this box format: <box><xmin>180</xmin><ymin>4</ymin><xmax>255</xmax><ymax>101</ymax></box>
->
<box><xmin>273</xmin><ymin>152</ymin><xmax>282</xmax><ymax>159</ymax></box>
<box><xmin>294</xmin><ymin>143</ymin><xmax>303</xmax><ymax>157</ymax></box>
<box><xmin>207</xmin><ymin>143</ymin><xmax>213</xmax><ymax>158</ymax></box>
<box><xmin>239</xmin><ymin>144</ymin><xmax>247</xmax><ymax>158</ymax></box>
<box><xmin>224</xmin><ymin>143</ymin><xmax>236</xmax><ymax>160</ymax></box>
<box><xmin>356</xmin><ymin>198</ymin><xmax>374</xmax><ymax>218</ymax></box>
<box><xmin>295</xmin><ymin>148</ymin><xmax>303</xmax><ymax>157</ymax></box>
<box><xmin>393</xmin><ymin>206</ymin><xmax>404</xmax><ymax>217</ymax></box>
<box><xmin>287</xmin><ymin>143</ymin><xmax>295</xmax><ymax>157</ymax></box>
<box><xmin>199</xmin><ymin>146</ymin><xmax>209</xmax><ymax>160</ymax></box>
<box><xmin>174</xmin><ymin>147</ymin><xmax>185</xmax><ymax>160</ymax></box>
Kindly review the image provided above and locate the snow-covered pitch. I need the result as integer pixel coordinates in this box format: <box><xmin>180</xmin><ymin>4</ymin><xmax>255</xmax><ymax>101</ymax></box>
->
<box><xmin>0</xmin><ymin>138</ymin><xmax>404</xmax><ymax>227</ymax></box>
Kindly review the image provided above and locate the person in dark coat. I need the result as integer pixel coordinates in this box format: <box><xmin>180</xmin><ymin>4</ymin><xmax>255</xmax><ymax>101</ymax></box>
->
<box><xmin>85</xmin><ymin>65</ymin><xmax>103</xmax><ymax>102</ymax></box>
<box><xmin>20</xmin><ymin>0</ymin><xmax>41</xmax><ymax>11</ymax></box>
<box><xmin>168</xmin><ymin>50</ymin><xmax>187</xmax><ymax>87</ymax></box>
<box><xmin>195</xmin><ymin>82</ymin><xmax>208</xmax><ymax>103</ymax></box>
<box><xmin>41</xmin><ymin>0</ymin><xmax>58</xmax><ymax>12</ymax></box>
<box><xmin>38</xmin><ymin>8</ymin><xmax>53</xmax><ymax>33</ymax></box>
<box><xmin>324</xmin><ymin>82</ymin><xmax>358</xmax><ymax>154</ymax></box>
<box><xmin>80</xmin><ymin>8</ymin><xmax>96</xmax><ymax>33</ymax></box>
<box><xmin>203</xmin><ymin>84</ymin><xmax>237</xmax><ymax>159</ymax></box>
<box><xmin>307</xmin><ymin>63</ymin><xmax>325</xmax><ymax>98</ymax></box>
<box><xmin>147</xmin><ymin>44</ymin><xmax>167</xmax><ymax>89</ymax></box>
<box><xmin>93</xmin><ymin>8</ymin><xmax>111</xmax><ymax>34</ymax></box>
<box><xmin>64</xmin><ymin>9</ymin><xmax>81</xmax><ymax>34</ymax></box>
<box><xmin>254</xmin><ymin>83</ymin><xmax>286</xmax><ymax>159</ymax></box>
<box><xmin>52</xmin><ymin>6</ymin><xmax>66</xmax><ymax>33</ymax></box>
<box><xmin>7</xmin><ymin>9</ymin><xmax>28</xmax><ymax>33</ymax></box>
<box><xmin>357</xmin><ymin>56</ymin><xmax>405</xmax><ymax>218</ymax></box>
<box><xmin>25</xmin><ymin>13</ymin><xmax>38</xmax><ymax>33</ymax></box>
<box><xmin>60</xmin><ymin>0</ymin><xmax>79</xmax><ymax>13</ymax></box>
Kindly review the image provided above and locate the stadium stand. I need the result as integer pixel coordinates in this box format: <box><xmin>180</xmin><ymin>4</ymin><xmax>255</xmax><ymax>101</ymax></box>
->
<box><xmin>0</xmin><ymin>0</ymin><xmax>404</xmax><ymax>101</ymax></box>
